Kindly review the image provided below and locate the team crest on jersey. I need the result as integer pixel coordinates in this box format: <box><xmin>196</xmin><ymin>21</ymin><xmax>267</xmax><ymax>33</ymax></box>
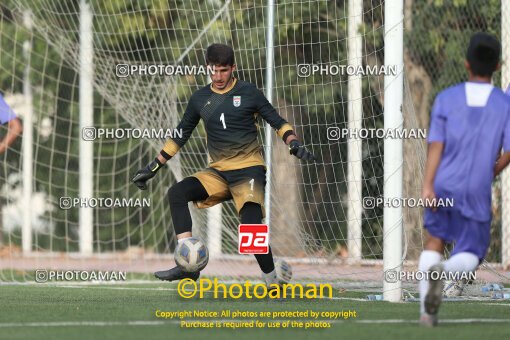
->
<box><xmin>233</xmin><ymin>96</ymin><xmax>241</xmax><ymax>107</ymax></box>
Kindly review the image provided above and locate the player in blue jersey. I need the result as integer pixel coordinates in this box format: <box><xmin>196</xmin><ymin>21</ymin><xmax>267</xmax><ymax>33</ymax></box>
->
<box><xmin>0</xmin><ymin>93</ymin><xmax>22</xmax><ymax>155</ymax></box>
<box><xmin>419</xmin><ymin>32</ymin><xmax>510</xmax><ymax>327</ymax></box>
<box><xmin>0</xmin><ymin>92</ymin><xmax>22</xmax><ymax>246</ymax></box>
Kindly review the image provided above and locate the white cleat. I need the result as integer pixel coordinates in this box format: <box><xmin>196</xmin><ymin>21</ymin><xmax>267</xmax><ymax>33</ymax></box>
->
<box><xmin>425</xmin><ymin>263</ymin><xmax>444</xmax><ymax>316</ymax></box>
<box><xmin>419</xmin><ymin>313</ymin><xmax>438</xmax><ymax>327</ymax></box>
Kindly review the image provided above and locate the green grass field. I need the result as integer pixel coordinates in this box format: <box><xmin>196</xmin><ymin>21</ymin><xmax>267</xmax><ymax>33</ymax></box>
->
<box><xmin>1</xmin><ymin>280</ymin><xmax>509</xmax><ymax>340</ymax></box>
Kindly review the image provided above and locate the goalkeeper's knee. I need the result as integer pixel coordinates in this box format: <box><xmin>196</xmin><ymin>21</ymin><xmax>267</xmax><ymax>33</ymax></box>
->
<box><xmin>167</xmin><ymin>182</ymin><xmax>187</xmax><ymax>205</ymax></box>
<box><xmin>167</xmin><ymin>177</ymin><xmax>208</xmax><ymax>204</ymax></box>
<box><xmin>240</xmin><ymin>202</ymin><xmax>263</xmax><ymax>224</ymax></box>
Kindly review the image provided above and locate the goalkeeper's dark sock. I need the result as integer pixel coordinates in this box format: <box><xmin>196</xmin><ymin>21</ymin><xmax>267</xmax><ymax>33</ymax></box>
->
<box><xmin>255</xmin><ymin>247</ymin><xmax>275</xmax><ymax>274</ymax></box>
<box><xmin>167</xmin><ymin>177</ymin><xmax>208</xmax><ymax>234</ymax></box>
<box><xmin>240</xmin><ymin>202</ymin><xmax>275</xmax><ymax>274</ymax></box>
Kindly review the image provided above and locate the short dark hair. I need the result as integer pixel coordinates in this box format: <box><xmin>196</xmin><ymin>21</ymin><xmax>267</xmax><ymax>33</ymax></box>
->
<box><xmin>466</xmin><ymin>32</ymin><xmax>501</xmax><ymax>77</ymax></box>
<box><xmin>206</xmin><ymin>44</ymin><xmax>235</xmax><ymax>66</ymax></box>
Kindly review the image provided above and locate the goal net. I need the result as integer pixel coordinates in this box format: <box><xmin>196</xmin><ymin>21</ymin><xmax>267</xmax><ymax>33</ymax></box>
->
<box><xmin>0</xmin><ymin>0</ymin><xmax>507</xmax><ymax>298</ymax></box>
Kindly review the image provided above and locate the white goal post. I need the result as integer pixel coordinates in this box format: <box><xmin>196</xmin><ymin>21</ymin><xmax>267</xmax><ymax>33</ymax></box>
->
<box><xmin>383</xmin><ymin>0</ymin><xmax>404</xmax><ymax>302</ymax></box>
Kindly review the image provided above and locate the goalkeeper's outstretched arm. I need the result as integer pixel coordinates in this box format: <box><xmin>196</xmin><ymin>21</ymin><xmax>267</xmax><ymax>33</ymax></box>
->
<box><xmin>132</xmin><ymin>98</ymin><xmax>200</xmax><ymax>190</ymax></box>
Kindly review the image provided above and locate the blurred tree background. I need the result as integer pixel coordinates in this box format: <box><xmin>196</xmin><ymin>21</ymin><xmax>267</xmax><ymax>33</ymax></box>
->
<box><xmin>0</xmin><ymin>0</ymin><xmax>504</xmax><ymax>262</ymax></box>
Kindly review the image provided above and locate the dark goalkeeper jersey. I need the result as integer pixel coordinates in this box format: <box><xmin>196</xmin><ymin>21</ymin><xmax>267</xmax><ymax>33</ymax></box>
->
<box><xmin>162</xmin><ymin>79</ymin><xmax>293</xmax><ymax>171</ymax></box>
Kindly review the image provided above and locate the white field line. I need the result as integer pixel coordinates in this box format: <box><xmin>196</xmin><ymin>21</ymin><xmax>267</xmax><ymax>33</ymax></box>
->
<box><xmin>1</xmin><ymin>279</ymin><xmax>357</xmax><ymax>286</ymax></box>
<box><xmin>13</xmin><ymin>284</ymin><xmax>510</xmax><ymax>303</ymax></box>
<box><xmin>50</xmin><ymin>285</ymin><xmax>372</xmax><ymax>301</ymax></box>
<box><xmin>0</xmin><ymin>280</ymin><xmax>166</xmax><ymax>286</ymax></box>
<box><xmin>4</xmin><ymin>282</ymin><xmax>509</xmax><ymax>304</ymax></box>
<box><xmin>1</xmin><ymin>318</ymin><xmax>510</xmax><ymax>328</ymax></box>
<box><xmin>0</xmin><ymin>279</ymin><xmax>326</xmax><ymax>286</ymax></box>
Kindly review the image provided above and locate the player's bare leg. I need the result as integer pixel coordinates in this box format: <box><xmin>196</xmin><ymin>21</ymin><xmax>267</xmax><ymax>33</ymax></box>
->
<box><xmin>419</xmin><ymin>234</ymin><xmax>444</xmax><ymax>327</ymax></box>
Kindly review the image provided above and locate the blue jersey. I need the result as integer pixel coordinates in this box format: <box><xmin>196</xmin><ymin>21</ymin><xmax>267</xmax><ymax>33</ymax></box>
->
<box><xmin>0</xmin><ymin>93</ymin><xmax>17</xmax><ymax>125</ymax></box>
<box><xmin>428</xmin><ymin>82</ymin><xmax>510</xmax><ymax>222</ymax></box>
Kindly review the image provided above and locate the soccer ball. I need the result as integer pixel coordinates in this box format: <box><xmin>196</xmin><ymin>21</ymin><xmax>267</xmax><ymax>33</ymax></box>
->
<box><xmin>174</xmin><ymin>237</ymin><xmax>209</xmax><ymax>272</ymax></box>
<box><xmin>443</xmin><ymin>279</ymin><xmax>466</xmax><ymax>297</ymax></box>
<box><xmin>275</xmin><ymin>259</ymin><xmax>292</xmax><ymax>284</ymax></box>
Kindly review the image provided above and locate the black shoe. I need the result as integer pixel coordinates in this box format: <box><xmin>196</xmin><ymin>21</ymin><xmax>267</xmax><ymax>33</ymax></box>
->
<box><xmin>154</xmin><ymin>266</ymin><xmax>200</xmax><ymax>282</ymax></box>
